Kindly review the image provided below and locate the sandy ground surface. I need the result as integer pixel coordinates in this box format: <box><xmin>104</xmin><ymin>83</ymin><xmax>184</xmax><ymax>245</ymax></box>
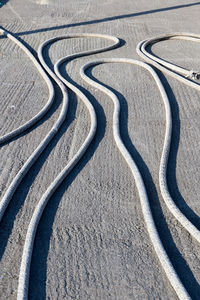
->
<box><xmin>0</xmin><ymin>0</ymin><xmax>200</xmax><ymax>299</ymax></box>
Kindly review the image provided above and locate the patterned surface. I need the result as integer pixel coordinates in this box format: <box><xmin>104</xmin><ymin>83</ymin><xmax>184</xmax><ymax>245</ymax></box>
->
<box><xmin>0</xmin><ymin>0</ymin><xmax>200</xmax><ymax>299</ymax></box>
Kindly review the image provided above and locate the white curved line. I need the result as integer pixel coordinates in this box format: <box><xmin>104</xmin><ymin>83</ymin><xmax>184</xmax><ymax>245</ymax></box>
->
<box><xmin>80</xmin><ymin>58</ymin><xmax>191</xmax><ymax>300</ymax></box>
<box><xmin>0</xmin><ymin>39</ymin><xmax>67</xmax><ymax>224</ymax></box>
<box><xmin>17</xmin><ymin>34</ymin><xmax>120</xmax><ymax>300</ymax></box>
<box><xmin>136</xmin><ymin>34</ymin><xmax>200</xmax><ymax>245</ymax></box>
<box><xmin>0</xmin><ymin>26</ymin><xmax>55</xmax><ymax>144</ymax></box>
<box><xmin>137</xmin><ymin>33</ymin><xmax>200</xmax><ymax>82</ymax></box>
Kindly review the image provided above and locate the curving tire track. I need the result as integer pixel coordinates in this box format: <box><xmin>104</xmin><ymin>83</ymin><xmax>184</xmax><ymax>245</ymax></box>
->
<box><xmin>136</xmin><ymin>34</ymin><xmax>200</xmax><ymax>245</ymax></box>
<box><xmin>17</xmin><ymin>34</ymin><xmax>120</xmax><ymax>300</ymax></box>
<box><xmin>81</xmin><ymin>58</ymin><xmax>191</xmax><ymax>300</ymax></box>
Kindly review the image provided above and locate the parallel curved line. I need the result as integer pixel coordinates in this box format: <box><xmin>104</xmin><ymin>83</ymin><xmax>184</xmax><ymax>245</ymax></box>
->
<box><xmin>0</xmin><ymin>43</ymin><xmax>68</xmax><ymax>224</ymax></box>
<box><xmin>80</xmin><ymin>58</ymin><xmax>191</xmax><ymax>300</ymax></box>
<box><xmin>136</xmin><ymin>34</ymin><xmax>200</xmax><ymax>244</ymax></box>
<box><xmin>137</xmin><ymin>33</ymin><xmax>200</xmax><ymax>83</ymax></box>
<box><xmin>0</xmin><ymin>26</ymin><xmax>55</xmax><ymax>144</ymax></box>
<box><xmin>17</xmin><ymin>34</ymin><xmax>120</xmax><ymax>300</ymax></box>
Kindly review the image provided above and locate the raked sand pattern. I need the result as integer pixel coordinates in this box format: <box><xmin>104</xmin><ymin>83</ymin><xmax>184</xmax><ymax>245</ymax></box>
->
<box><xmin>0</xmin><ymin>1</ymin><xmax>200</xmax><ymax>299</ymax></box>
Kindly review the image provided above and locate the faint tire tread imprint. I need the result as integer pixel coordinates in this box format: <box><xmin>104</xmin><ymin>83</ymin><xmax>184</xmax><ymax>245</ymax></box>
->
<box><xmin>0</xmin><ymin>27</ymin><xmax>197</xmax><ymax>300</ymax></box>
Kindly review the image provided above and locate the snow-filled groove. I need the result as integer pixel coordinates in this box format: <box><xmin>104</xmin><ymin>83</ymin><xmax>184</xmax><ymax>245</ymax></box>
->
<box><xmin>81</xmin><ymin>58</ymin><xmax>191</xmax><ymax>300</ymax></box>
<box><xmin>136</xmin><ymin>33</ymin><xmax>200</xmax><ymax>245</ymax></box>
